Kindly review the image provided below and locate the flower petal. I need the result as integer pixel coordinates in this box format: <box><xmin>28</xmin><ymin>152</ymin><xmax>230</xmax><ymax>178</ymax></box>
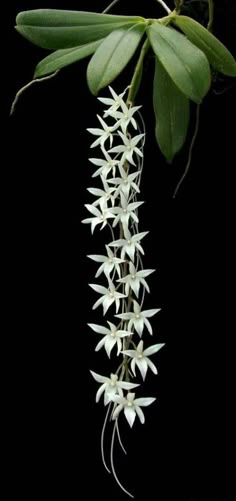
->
<box><xmin>112</xmin><ymin>403</ymin><xmax>123</xmax><ymax>420</ymax></box>
<box><xmin>144</xmin><ymin>343</ymin><xmax>165</xmax><ymax>356</ymax></box>
<box><xmin>88</xmin><ymin>323</ymin><xmax>110</xmax><ymax>335</ymax></box>
<box><xmin>134</xmin><ymin>397</ymin><xmax>156</xmax><ymax>407</ymax></box>
<box><xmin>146</xmin><ymin>358</ymin><xmax>158</xmax><ymax>375</ymax></box>
<box><xmin>135</xmin><ymin>405</ymin><xmax>145</xmax><ymax>424</ymax></box>
<box><xmin>90</xmin><ymin>370</ymin><xmax>107</xmax><ymax>384</ymax></box>
<box><xmin>95</xmin><ymin>337</ymin><xmax>106</xmax><ymax>352</ymax></box>
<box><xmin>124</xmin><ymin>406</ymin><xmax>136</xmax><ymax>428</ymax></box>
<box><xmin>136</xmin><ymin>357</ymin><xmax>148</xmax><ymax>380</ymax></box>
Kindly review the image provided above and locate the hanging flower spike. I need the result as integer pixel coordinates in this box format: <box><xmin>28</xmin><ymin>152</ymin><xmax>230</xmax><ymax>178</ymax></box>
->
<box><xmin>83</xmin><ymin>85</ymin><xmax>163</xmax><ymax>497</ymax></box>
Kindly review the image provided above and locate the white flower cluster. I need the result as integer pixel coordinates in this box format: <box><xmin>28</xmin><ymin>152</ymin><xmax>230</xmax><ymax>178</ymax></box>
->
<box><xmin>82</xmin><ymin>86</ymin><xmax>164</xmax><ymax>431</ymax></box>
<box><xmin>82</xmin><ymin>86</ymin><xmax>165</xmax><ymax>497</ymax></box>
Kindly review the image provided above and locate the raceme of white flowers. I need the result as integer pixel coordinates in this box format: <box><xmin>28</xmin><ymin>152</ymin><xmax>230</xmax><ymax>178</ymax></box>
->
<box><xmin>82</xmin><ymin>86</ymin><xmax>164</xmax><ymax>498</ymax></box>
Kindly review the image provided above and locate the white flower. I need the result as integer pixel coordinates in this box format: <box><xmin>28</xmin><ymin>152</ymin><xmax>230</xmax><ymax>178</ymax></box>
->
<box><xmin>82</xmin><ymin>202</ymin><xmax>115</xmax><ymax>233</ymax></box>
<box><xmin>98</xmin><ymin>86</ymin><xmax>129</xmax><ymax>116</ymax></box>
<box><xmin>122</xmin><ymin>340</ymin><xmax>165</xmax><ymax>380</ymax></box>
<box><xmin>111</xmin><ymin>192</ymin><xmax>143</xmax><ymax>230</ymax></box>
<box><xmin>107</xmin><ymin>165</ymin><xmax>140</xmax><ymax>198</ymax></box>
<box><xmin>90</xmin><ymin>371</ymin><xmax>139</xmax><ymax>405</ymax></box>
<box><xmin>117</xmin><ymin>261</ymin><xmax>155</xmax><ymax>297</ymax></box>
<box><xmin>116</xmin><ymin>299</ymin><xmax>161</xmax><ymax>336</ymax></box>
<box><xmin>88</xmin><ymin>321</ymin><xmax>132</xmax><ymax>358</ymax></box>
<box><xmin>108</xmin><ymin>230</ymin><xmax>149</xmax><ymax>261</ymax></box>
<box><xmin>108</xmin><ymin>102</ymin><xmax>142</xmax><ymax>134</ymax></box>
<box><xmin>87</xmin><ymin>180</ymin><xmax>116</xmax><ymax>207</ymax></box>
<box><xmin>109</xmin><ymin>131</ymin><xmax>144</xmax><ymax>166</ymax></box>
<box><xmin>89</xmin><ymin>279</ymin><xmax>126</xmax><ymax>314</ymax></box>
<box><xmin>89</xmin><ymin>150</ymin><xmax>120</xmax><ymax>179</ymax></box>
<box><xmin>87</xmin><ymin>246</ymin><xmax>125</xmax><ymax>278</ymax></box>
<box><xmin>112</xmin><ymin>392</ymin><xmax>156</xmax><ymax>427</ymax></box>
<box><xmin>87</xmin><ymin>115</ymin><xmax>118</xmax><ymax>148</ymax></box>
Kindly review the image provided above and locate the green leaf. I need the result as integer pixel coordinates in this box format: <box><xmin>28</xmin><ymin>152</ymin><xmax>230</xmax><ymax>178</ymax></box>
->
<box><xmin>15</xmin><ymin>21</ymin><xmax>138</xmax><ymax>50</ymax></box>
<box><xmin>87</xmin><ymin>24</ymin><xmax>146</xmax><ymax>96</ymax></box>
<box><xmin>16</xmin><ymin>9</ymin><xmax>144</xmax><ymax>27</ymax></box>
<box><xmin>153</xmin><ymin>57</ymin><xmax>190</xmax><ymax>163</ymax></box>
<box><xmin>147</xmin><ymin>22</ymin><xmax>211</xmax><ymax>103</ymax></box>
<box><xmin>174</xmin><ymin>15</ymin><xmax>236</xmax><ymax>77</ymax></box>
<box><xmin>34</xmin><ymin>39</ymin><xmax>104</xmax><ymax>78</ymax></box>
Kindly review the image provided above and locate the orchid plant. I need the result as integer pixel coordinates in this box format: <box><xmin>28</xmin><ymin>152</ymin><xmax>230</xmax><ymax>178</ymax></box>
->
<box><xmin>12</xmin><ymin>0</ymin><xmax>236</xmax><ymax>497</ymax></box>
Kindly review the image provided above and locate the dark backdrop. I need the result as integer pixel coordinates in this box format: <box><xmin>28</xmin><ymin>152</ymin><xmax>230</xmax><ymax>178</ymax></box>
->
<box><xmin>5</xmin><ymin>1</ymin><xmax>236</xmax><ymax>500</ymax></box>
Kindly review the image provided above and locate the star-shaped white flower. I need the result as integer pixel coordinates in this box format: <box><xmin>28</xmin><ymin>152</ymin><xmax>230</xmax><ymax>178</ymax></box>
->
<box><xmin>107</xmin><ymin>165</ymin><xmax>140</xmax><ymax>198</ymax></box>
<box><xmin>117</xmin><ymin>261</ymin><xmax>155</xmax><ymax>297</ymax></box>
<box><xmin>112</xmin><ymin>392</ymin><xmax>156</xmax><ymax>427</ymax></box>
<box><xmin>89</xmin><ymin>279</ymin><xmax>126</xmax><ymax>314</ymax></box>
<box><xmin>98</xmin><ymin>86</ymin><xmax>129</xmax><ymax>117</ymax></box>
<box><xmin>90</xmin><ymin>371</ymin><xmax>139</xmax><ymax>405</ymax></box>
<box><xmin>89</xmin><ymin>150</ymin><xmax>120</xmax><ymax>179</ymax></box>
<box><xmin>87</xmin><ymin>179</ymin><xmax>116</xmax><ymax>207</ymax></box>
<box><xmin>108</xmin><ymin>230</ymin><xmax>149</xmax><ymax>261</ymax></box>
<box><xmin>116</xmin><ymin>299</ymin><xmax>161</xmax><ymax>336</ymax></box>
<box><xmin>109</xmin><ymin>131</ymin><xmax>144</xmax><ymax>166</ymax></box>
<box><xmin>82</xmin><ymin>202</ymin><xmax>115</xmax><ymax>233</ymax></box>
<box><xmin>108</xmin><ymin>102</ymin><xmax>142</xmax><ymax>134</ymax></box>
<box><xmin>87</xmin><ymin>245</ymin><xmax>125</xmax><ymax>278</ymax></box>
<box><xmin>111</xmin><ymin>192</ymin><xmax>143</xmax><ymax>229</ymax></box>
<box><xmin>87</xmin><ymin>115</ymin><xmax>118</xmax><ymax>148</ymax></box>
<box><xmin>122</xmin><ymin>340</ymin><xmax>165</xmax><ymax>380</ymax></box>
<box><xmin>88</xmin><ymin>321</ymin><xmax>132</xmax><ymax>358</ymax></box>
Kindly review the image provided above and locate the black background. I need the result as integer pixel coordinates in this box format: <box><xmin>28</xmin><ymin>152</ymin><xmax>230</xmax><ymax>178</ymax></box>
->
<box><xmin>5</xmin><ymin>1</ymin><xmax>236</xmax><ymax>500</ymax></box>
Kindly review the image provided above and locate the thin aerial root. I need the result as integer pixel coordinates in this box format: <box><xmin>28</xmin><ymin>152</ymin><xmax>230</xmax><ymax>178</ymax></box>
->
<box><xmin>110</xmin><ymin>420</ymin><xmax>134</xmax><ymax>498</ymax></box>
<box><xmin>10</xmin><ymin>71</ymin><xmax>59</xmax><ymax>116</ymax></box>
<box><xmin>116</xmin><ymin>419</ymin><xmax>127</xmax><ymax>455</ymax></box>
<box><xmin>102</xmin><ymin>0</ymin><xmax>121</xmax><ymax>14</ymax></box>
<box><xmin>173</xmin><ymin>104</ymin><xmax>201</xmax><ymax>198</ymax></box>
<box><xmin>101</xmin><ymin>403</ymin><xmax>112</xmax><ymax>474</ymax></box>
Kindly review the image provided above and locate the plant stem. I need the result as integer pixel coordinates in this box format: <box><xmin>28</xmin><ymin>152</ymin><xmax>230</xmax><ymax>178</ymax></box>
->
<box><xmin>127</xmin><ymin>38</ymin><xmax>150</xmax><ymax>105</ymax></box>
<box><xmin>155</xmin><ymin>0</ymin><xmax>171</xmax><ymax>15</ymax></box>
<box><xmin>174</xmin><ymin>0</ymin><xmax>183</xmax><ymax>14</ymax></box>
<box><xmin>103</xmin><ymin>0</ymin><xmax>121</xmax><ymax>14</ymax></box>
<box><xmin>207</xmin><ymin>0</ymin><xmax>214</xmax><ymax>32</ymax></box>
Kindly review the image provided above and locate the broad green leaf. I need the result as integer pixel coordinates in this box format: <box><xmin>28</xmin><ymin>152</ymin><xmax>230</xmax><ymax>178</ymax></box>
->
<box><xmin>87</xmin><ymin>24</ymin><xmax>146</xmax><ymax>95</ymax></box>
<box><xmin>16</xmin><ymin>9</ymin><xmax>144</xmax><ymax>27</ymax></box>
<box><xmin>34</xmin><ymin>40</ymin><xmax>104</xmax><ymax>78</ymax></box>
<box><xmin>153</xmin><ymin>57</ymin><xmax>190</xmax><ymax>163</ymax></box>
<box><xmin>15</xmin><ymin>21</ymin><xmax>137</xmax><ymax>50</ymax></box>
<box><xmin>147</xmin><ymin>22</ymin><xmax>211</xmax><ymax>103</ymax></box>
<box><xmin>174</xmin><ymin>15</ymin><xmax>236</xmax><ymax>77</ymax></box>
